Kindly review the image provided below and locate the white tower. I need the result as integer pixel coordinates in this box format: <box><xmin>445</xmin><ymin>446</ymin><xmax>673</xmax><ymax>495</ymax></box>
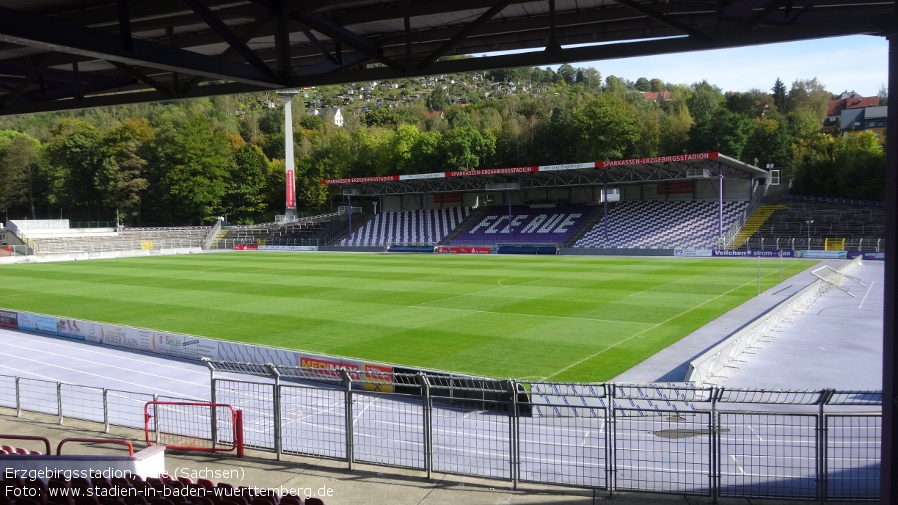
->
<box><xmin>277</xmin><ymin>89</ymin><xmax>301</xmax><ymax>222</ymax></box>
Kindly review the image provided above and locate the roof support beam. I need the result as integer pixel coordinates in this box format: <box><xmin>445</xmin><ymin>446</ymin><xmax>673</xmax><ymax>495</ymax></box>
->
<box><xmin>416</xmin><ymin>0</ymin><xmax>513</xmax><ymax>71</ymax></box>
<box><xmin>0</xmin><ymin>52</ymin><xmax>60</xmax><ymax>109</ymax></box>
<box><xmin>0</xmin><ymin>6</ymin><xmax>283</xmax><ymax>88</ymax></box>
<box><xmin>614</xmin><ymin>0</ymin><xmax>712</xmax><ymax>39</ymax></box>
<box><xmin>291</xmin><ymin>11</ymin><xmax>404</xmax><ymax>72</ymax></box>
<box><xmin>180</xmin><ymin>0</ymin><xmax>283</xmax><ymax>84</ymax></box>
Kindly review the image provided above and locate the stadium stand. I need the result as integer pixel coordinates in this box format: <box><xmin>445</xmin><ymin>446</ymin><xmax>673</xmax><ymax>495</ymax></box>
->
<box><xmin>575</xmin><ymin>200</ymin><xmax>748</xmax><ymax>249</ymax></box>
<box><xmin>338</xmin><ymin>207</ymin><xmax>470</xmax><ymax>247</ymax></box>
<box><xmin>448</xmin><ymin>204</ymin><xmax>594</xmax><ymax>246</ymax></box>
<box><xmin>739</xmin><ymin>197</ymin><xmax>886</xmax><ymax>251</ymax></box>
<box><xmin>18</xmin><ymin>227</ymin><xmax>208</xmax><ymax>255</ymax></box>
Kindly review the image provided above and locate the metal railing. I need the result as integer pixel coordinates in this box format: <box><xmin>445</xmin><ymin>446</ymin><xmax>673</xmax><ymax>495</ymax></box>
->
<box><xmin>741</xmin><ymin>237</ymin><xmax>885</xmax><ymax>252</ymax></box>
<box><xmin>3</xmin><ymin>364</ymin><xmax>878</xmax><ymax>502</ymax></box>
<box><xmin>203</xmin><ymin>365</ymin><xmax>880</xmax><ymax>502</ymax></box>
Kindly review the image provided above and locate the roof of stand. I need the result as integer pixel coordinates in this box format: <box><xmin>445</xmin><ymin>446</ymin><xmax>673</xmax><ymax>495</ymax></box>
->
<box><xmin>319</xmin><ymin>152</ymin><xmax>766</xmax><ymax>195</ymax></box>
<box><xmin>0</xmin><ymin>0</ymin><xmax>896</xmax><ymax>116</ymax></box>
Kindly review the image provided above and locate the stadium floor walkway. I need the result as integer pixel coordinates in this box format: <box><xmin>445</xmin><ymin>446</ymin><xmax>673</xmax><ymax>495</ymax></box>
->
<box><xmin>0</xmin><ymin>409</ymin><xmax>871</xmax><ymax>505</ymax></box>
<box><xmin>613</xmin><ymin>259</ymin><xmax>883</xmax><ymax>390</ymax></box>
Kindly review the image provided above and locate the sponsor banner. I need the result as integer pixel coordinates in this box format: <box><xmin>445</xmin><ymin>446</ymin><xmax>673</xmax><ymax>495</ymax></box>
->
<box><xmin>712</xmin><ymin>250</ymin><xmax>794</xmax><ymax>258</ymax></box>
<box><xmin>675</xmin><ymin>249</ymin><xmax>713</xmax><ymax>257</ymax></box>
<box><xmin>101</xmin><ymin>324</ymin><xmax>153</xmax><ymax>352</ymax></box>
<box><xmin>56</xmin><ymin>318</ymin><xmax>91</xmax><ymax>341</ymax></box>
<box><xmin>234</xmin><ymin>244</ymin><xmax>259</xmax><ymax>250</ymax></box>
<box><xmin>436</xmin><ymin>246</ymin><xmax>491</xmax><ymax>254</ymax></box>
<box><xmin>17</xmin><ymin>313</ymin><xmax>59</xmax><ymax>336</ymax></box>
<box><xmin>141</xmin><ymin>240</ymin><xmax>153</xmax><ymax>250</ymax></box>
<box><xmin>847</xmin><ymin>251</ymin><xmax>886</xmax><ymax>260</ymax></box>
<box><xmin>657</xmin><ymin>181</ymin><xmax>695</xmax><ymax>195</ymax></box>
<box><xmin>362</xmin><ymin>363</ymin><xmax>394</xmax><ymax>393</ymax></box>
<box><xmin>398</xmin><ymin>172</ymin><xmax>444</xmax><ymax>180</ymax></box>
<box><xmin>152</xmin><ymin>332</ymin><xmax>219</xmax><ymax>360</ymax></box>
<box><xmin>258</xmin><ymin>245</ymin><xmax>318</xmax><ymax>252</ymax></box>
<box><xmin>597</xmin><ymin>152</ymin><xmax>718</xmax><ymax>168</ymax></box>
<box><xmin>538</xmin><ymin>162</ymin><xmax>597</xmax><ymax>171</ymax></box>
<box><xmin>286</xmin><ymin>169</ymin><xmax>296</xmax><ymax>209</ymax></box>
<box><xmin>795</xmin><ymin>250</ymin><xmax>847</xmax><ymax>259</ymax></box>
<box><xmin>320</xmin><ymin>175</ymin><xmax>399</xmax><ymax>184</ymax></box>
<box><xmin>447</xmin><ymin>166</ymin><xmax>537</xmax><ymax>177</ymax></box>
<box><xmin>300</xmin><ymin>355</ymin><xmax>362</xmax><ymax>379</ymax></box>
<box><xmin>0</xmin><ymin>310</ymin><xmax>18</xmax><ymax>329</ymax></box>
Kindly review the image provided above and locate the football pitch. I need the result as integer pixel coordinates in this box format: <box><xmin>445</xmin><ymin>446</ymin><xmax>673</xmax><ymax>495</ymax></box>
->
<box><xmin>0</xmin><ymin>252</ymin><xmax>815</xmax><ymax>382</ymax></box>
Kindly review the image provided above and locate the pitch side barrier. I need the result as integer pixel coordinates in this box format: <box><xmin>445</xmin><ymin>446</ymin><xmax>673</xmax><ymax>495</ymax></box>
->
<box><xmin>685</xmin><ymin>256</ymin><xmax>863</xmax><ymax>384</ymax></box>
<box><xmin>1</xmin><ymin>369</ymin><xmax>882</xmax><ymax>501</ymax></box>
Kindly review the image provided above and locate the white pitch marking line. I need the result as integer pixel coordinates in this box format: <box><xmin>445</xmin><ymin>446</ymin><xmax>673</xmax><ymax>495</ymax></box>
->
<box><xmin>580</xmin><ymin>430</ymin><xmax>590</xmax><ymax>447</ymax></box>
<box><xmin>730</xmin><ymin>454</ymin><xmax>746</xmax><ymax>475</ymax></box>
<box><xmin>746</xmin><ymin>425</ymin><xmax>763</xmax><ymax>441</ymax></box>
<box><xmin>858</xmin><ymin>281</ymin><xmax>875</xmax><ymax>310</ymax></box>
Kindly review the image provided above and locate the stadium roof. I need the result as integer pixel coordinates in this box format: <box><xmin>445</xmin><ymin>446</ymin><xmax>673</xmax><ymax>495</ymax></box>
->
<box><xmin>320</xmin><ymin>152</ymin><xmax>768</xmax><ymax>196</ymax></box>
<box><xmin>0</xmin><ymin>0</ymin><xmax>896</xmax><ymax>116</ymax></box>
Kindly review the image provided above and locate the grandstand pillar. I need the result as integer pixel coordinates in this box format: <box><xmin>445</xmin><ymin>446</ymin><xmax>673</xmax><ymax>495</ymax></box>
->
<box><xmin>278</xmin><ymin>89</ymin><xmax>300</xmax><ymax>222</ymax></box>
<box><xmin>347</xmin><ymin>194</ymin><xmax>353</xmax><ymax>240</ymax></box>
<box><xmin>507</xmin><ymin>192</ymin><xmax>513</xmax><ymax>236</ymax></box>
<box><xmin>881</xmin><ymin>32</ymin><xmax>898</xmax><ymax>505</ymax></box>
<box><xmin>718</xmin><ymin>167</ymin><xmax>724</xmax><ymax>238</ymax></box>
<box><xmin>424</xmin><ymin>189</ymin><xmax>429</xmax><ymax>243</ymax></box>
<box><xmin>603</xmin><ymin>171</ymin><xmax>609</xmax><ymax>245</ymax></box>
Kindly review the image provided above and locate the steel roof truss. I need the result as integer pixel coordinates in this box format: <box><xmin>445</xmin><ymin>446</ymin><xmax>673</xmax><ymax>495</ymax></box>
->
<box><xmin>0</xmin><ymin>7</ymin><xmax>283</xmax><ymax>88</ymax></box>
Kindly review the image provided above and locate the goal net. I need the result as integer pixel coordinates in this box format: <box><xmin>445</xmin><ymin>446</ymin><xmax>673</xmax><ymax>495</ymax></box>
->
<box><xmin>144</xmin><ymin>401</ymin><xmax>243</xmax><ymax>457</ymax></box>
<box><xmin>811</xmin><ymin>265</ymin><xmax>866</xmax><ymax>297</ymax></box>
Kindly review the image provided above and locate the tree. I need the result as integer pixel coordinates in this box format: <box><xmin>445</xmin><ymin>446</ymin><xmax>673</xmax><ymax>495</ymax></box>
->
<box><xmin>771</xmin><ymin>78</ymin><xmax>788</xmax><ymax>112</ymax></box>
<box><xmin>96</xmin><ymin>119</ymin><xmax>153</xmax><ymax>226</ymax></box>
<box><xmin>537</xmin><ymin>107</ymin><xmax>578</xmax><ymax>163</ymax></box>
<box><xmin>147</xmin><ymin>107</ymin><xmax>232</xmax><ymax>224</ymax></box>
<box><xmin>742</xmin><ymin>117</ymin><xmax>790</xmax><ymax>169</ymax></box>
<box><xmin>690</xmin><ymin>108</ymin><xmax>752</xmax><ymax>157</ymax></box>
<box><xmin>443</xmin><ymin>126</ymin><xmax>495</xmax><ymax>170</ymax></box>
<box><xmin>789</xmin><ymin>132</ymin><xmax>885</xmax><ymax>200</ymax></box>
<box><xmin>574</xmin><ymin>94</ymin><xmax>640</xmax><ymax>160</ymax></box>
<box><xmin>427</xmin><ymin>86</ymin><xmax>448</xmax><ymax>111</ymax></box>
<box><xmin>557</xmin><ymin>64</ymin><xmax>576</xmax><ymax>85</ymax></box>
<box><xmin>225</xmin><ymin>142</ymin><xmax>270</xmax><ymax>224</ymax></box>
<box><xmin>604</xmin><ymin>75</ymin><xmax>628</xmax><ymax>95</ymax></box>
<box><xmin>634</xmin><ymin>77</ymin><xmax>651</xmax><ymax>92</ymax></box>
<box><xmin>785</xmin><ymin>78</ymin><xmax>830</xmax><ymax>120</ymax></box>
<box><xmin>686</xmin><ymin>80</ymin><xmax>725</xmax><ymax>125</ymax></box>
<box><xmin>726</xmin><ymin>89</ymin><xmax>775</xmax><ymax>119</ymax></box>
<box><xmin>44</xmin><ymin>119</ymin><xmax>102</xmax><ymax>220</ymax></box>
<box><xmin>0</xmin><ymin>133</ymin><xmax>45</xmax><ymax>219</ymax></box>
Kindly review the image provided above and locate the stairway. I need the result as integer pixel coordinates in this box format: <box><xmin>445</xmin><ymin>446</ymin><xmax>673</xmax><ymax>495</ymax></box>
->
<box><xmin>728</xmin><ymin>204</ymin><xmax>788</xmax><ymax>250</ymax></box>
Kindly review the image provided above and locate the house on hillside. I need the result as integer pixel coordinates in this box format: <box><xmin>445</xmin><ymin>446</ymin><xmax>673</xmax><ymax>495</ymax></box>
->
<box><xmin>824</xmin><ymin>91</ymin><xmax>879</xmax><ymax>134</ymax></box>
<box><xmin>840</xmin><ymin>105</ymin><xmax>887</xmax><ymax>143</ymax></box>
<box><xmin>641</xmin><ymin>91</ymin><xmax>672</xmax><ymax>102</ymax></box>
<box><xmin>308</xmin><ymin>107</ymin><xmax>344</xmax><ymax>127</ymax></box>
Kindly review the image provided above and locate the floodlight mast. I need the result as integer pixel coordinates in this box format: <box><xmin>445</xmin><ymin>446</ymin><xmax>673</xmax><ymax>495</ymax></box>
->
<box><xmin>278</xmin><ymin>89</ymin><xmax>302</xmax><ymax>222</ymax></box>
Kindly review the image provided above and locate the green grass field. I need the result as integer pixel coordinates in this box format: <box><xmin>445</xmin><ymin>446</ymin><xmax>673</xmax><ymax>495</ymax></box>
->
<box><xmin>0</xmin><ymin>252</ymin><xmax>815</xmax><ymax>381</ymax></box>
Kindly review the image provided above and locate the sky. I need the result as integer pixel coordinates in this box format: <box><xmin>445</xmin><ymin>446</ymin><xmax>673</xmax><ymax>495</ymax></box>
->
<box><xmin>550</xmin><ymin>35</ymin><xmax>888</xmax><ymax>97</ymax></box>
